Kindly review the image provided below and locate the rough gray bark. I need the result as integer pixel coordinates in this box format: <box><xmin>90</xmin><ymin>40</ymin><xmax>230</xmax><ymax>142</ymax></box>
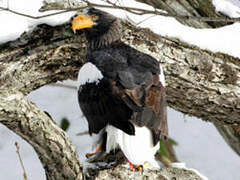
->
<box><xmin>136</xmin><ymin>0</ymin><xmax>230</xmax><ymax>28</ymax></box>
<box><xmin>0</xmin><ymin>90</ymin><xmax>83</xmax><ymax>180</ymax></box>
<box><xmin>215</xmin><ymin>123</ymin><xmax>240</xmax><ymax>156</ymax></box>
<box><xmin>0</xmin><ymin>23</ymin><xmax>86</xmax><ymax>94</ymax></box>
<box><xmin>95</xmin><ymin>166</ymin><xmax>203</xmax><ymax>180</ymax></box>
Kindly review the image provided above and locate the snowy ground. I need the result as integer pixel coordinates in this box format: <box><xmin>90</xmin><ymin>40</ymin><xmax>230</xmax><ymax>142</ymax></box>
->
<box><xmin>1</xmin><ymin>0</ymin><xmax>240</xmax><ymax>179</ymax></box>
<box><xmin>0</xmin><ymin>82</ymin><xmax>240</xmax><ymax>180</ymax></box>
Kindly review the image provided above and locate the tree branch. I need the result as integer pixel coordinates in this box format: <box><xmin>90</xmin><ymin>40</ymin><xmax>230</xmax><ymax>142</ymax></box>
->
<box><xmin>84</xmin><ymin>1</ymin><xmax>240</xmax><ymax>22</ymax></box>
<box><xmin>215</xmin><ymin>123</ymin><xmax>240</xmax><ymax>156</ymax></box>
<box><xmin>0</xmin><ymin>90</ymin><xmax>82</xmax><ymax>179</ymax></box>
<box><xmin>15</xmin><ymin>142</ymin><xmax>28</xmax><ymax>180</ymax></box>
<box><xmin>1</xmin><ymin>16</ymin><xmax>240</xmax><ymax>125</ymax></box>
<box><xmin>1</xmin><ymin>0</ymin><xmax>240</xmax><ymax>23</ymax></box>
<box><xmin>0</xmin><ymin>6</ymin><xmax>76</xmax><ymax>19</ymax></box>
<box><xmin>136</xmin><ymin>0</ymin><xmax>232</xmax><ymax>28</ymax></box>
<box><xmin>0</xmin><ymin>23</ymin><xmax>86</xmax><ymax>94</ymax></box>
<box><xmin>89</xmin><ymin>165</ymin><xmax>204</xmax><ymax>180</ymax></box>
<box><xmin>0</xmin><ymin>16</ymin><xmax>206</xmax><ymax>179</ymax></box>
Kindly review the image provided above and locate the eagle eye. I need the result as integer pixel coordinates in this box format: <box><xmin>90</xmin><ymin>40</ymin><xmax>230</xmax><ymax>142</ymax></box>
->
<box><xmin>91</xmin><ymin>15</ymin><xmax>99</xmax><ymax>21</ymax></box>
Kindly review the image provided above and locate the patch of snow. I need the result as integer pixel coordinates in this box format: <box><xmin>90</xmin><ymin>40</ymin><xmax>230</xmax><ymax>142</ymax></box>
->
<box><xmin>168</xmin><ymin>108</ymin><xmax>240</xmax><ymax>180</ymax></box>
<box><xmin>0</xmin><ymin>0</ymin><xmax>76</xmax><ymax>43</ymax></box>
<box><xmin>159</xmin><ymin>64</ymin><xmax>165</xmax><ymax>87</ymax></box>
<box><xmin>0</xmin><ymin>12</ymin><xmax>29</xmax><ymax>43</ymax></box>
<box><xmin>212</xmin><ymin>0</ymin><xmax>240</xmax><ymax>18</ymax></box>
<box><xmin>171</xmin><ymin>162</ymin><xmax>186</xmax><ymax>169</ymax></box>
<box><xmin>140</xmin><ymin>17</ymin><xmax>240</xmax><ymax>58</ymax></box>
<box><xmin>172</xmin><ymin>162</ymin><xmax>209</xmax><ymax>180</ymax></box>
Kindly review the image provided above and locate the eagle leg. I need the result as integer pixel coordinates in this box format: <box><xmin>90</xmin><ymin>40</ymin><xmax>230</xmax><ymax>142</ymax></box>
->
<box><xmin>86</xmin><ymin>144</ymin><xmax>107</xmax><ymax>162</ymax></box>
<box><xmin>86</xmin><ymin>144</ymin><xmax>102</xmax><ymax>158</ymax></box>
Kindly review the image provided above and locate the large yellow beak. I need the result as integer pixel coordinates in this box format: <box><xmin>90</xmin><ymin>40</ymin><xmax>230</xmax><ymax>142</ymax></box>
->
<box><xmin>72</xmin><ymin>14</ymin><xmax>96</xmax><ymax>33</ymax></box>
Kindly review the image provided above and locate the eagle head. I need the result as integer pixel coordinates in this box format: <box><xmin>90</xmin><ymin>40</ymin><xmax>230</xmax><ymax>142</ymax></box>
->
<box><xmin>72</xmin><ymin>8</ymin><xmax>122</xmax><ymax>49</ymax></box>
<box><xmin>72</xmin><ymin>8</ymin><xmax>117</xmax><ymax>32</ymax></box>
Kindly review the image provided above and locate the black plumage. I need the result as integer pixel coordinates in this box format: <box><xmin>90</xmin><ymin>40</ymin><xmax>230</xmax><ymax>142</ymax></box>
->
<box><xmin>78</xmin><ymin>78</ymin><xmax>134</xmax><ymax>135</ymax></box>
<box><xmin>74</xmin><ymin>8</ymin><xmax>168</xmax><ymax>147</ymax></box>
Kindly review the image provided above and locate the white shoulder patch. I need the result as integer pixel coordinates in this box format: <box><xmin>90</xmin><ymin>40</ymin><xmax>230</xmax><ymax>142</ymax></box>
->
<box><xmin>77</xmin><ymin>62</ymin><xmax>103</xmax><ymax>87</ymax></box>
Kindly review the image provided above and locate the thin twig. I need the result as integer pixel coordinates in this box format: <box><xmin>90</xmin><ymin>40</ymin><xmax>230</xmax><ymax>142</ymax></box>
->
<box><xmin>85</xmin><ymin>1</ymin><xmax>240</xmax><ymax>22</ymax></box>
<box><xmin>135</xmin><ymin>14</ymin><xmax>156</xmax><ymax>25</ymax></box>
<box><xmin>7</xmin><ymin>0</ymin><xmax>9</xmax><ymax>9</ymax></box>
<box><xmin>48</xmin><ymin>83</ymin><xmax>77</xmax><ymax>90</ymax></box>
<box><xmin>15</xmin><ymin>142</ymin><xmax>28</xmax><ymax>180</ymax></box>
<box><xmin>0</xmin><ymin>6</ymin><xmax>81</xmax><ymax>19</ymax></box>
<box><xmin>76</xmin><ymin>130</ymin><xmax>89</xmax><ymax>136</ymax></box>
<box><xmin>155</xmin><ymin>153</ymin><xmax>172</xmax><ymax>167</ymax></box>
<box><xmin>1</xmin><ymin>1</ymin><xmax>240</xmax><ymax>22</ymax></box>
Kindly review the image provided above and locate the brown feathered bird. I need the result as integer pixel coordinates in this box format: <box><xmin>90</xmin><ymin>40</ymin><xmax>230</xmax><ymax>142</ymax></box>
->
<box><xmin>72</xmin><ymin>8</ymin><xmax>168</xmax><ymax>170</ymax></box>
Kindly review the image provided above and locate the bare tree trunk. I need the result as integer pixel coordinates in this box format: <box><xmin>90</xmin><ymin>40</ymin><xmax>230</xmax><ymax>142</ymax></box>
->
<box><xmin>1</xmin><ymin>0</ymin><xmax>240</xmax><ymax>178</ymax></box>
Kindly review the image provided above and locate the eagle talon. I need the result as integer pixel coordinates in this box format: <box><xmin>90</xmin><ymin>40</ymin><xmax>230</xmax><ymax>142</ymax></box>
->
<box><xmin>86</xmin><ymin>151</ymin><xmax>107</xmax><ymax>163</ymax></box>
<box><xmin>128</xmin><ymin>161</ymin><xmax>143</xmax><ymax>172</ymax></box>
<box><xmin>86</xmin><ymin>153</ymin><xmax>95</xmax><ymax>159</ymax></box>
<box><xmin>136</xmin><ymin>165</ymin><xmax>143</xmax><ymax>172</ymax></box>
<box><xmin>129</xmin><ymin>162</ymin><xmax>135</xmax><ymax>172</ymax></box>
<box><xmin>86</xmin><ymin>144</ymin><xmax>102</xmax><ymax>159</ymax></box>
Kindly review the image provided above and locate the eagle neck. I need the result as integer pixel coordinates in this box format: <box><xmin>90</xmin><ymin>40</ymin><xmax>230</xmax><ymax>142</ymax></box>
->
<box><xmin>86</xmin><ymin>19</ymin><xmax>122</xmax><ymax>51</ymax></box>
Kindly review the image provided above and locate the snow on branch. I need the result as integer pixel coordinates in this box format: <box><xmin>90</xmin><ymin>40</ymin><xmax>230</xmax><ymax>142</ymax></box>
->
<box><xmin>0</xmin><ymin>0</ymin><xmax>240</xmax><ymax>23</ymax></box>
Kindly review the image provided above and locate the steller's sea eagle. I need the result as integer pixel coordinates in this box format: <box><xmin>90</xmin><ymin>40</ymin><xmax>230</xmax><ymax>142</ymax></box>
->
<box><xmin>72</xmin><ymin>8</ymin><xmax>168</xmax><ymax>170</ymax></box>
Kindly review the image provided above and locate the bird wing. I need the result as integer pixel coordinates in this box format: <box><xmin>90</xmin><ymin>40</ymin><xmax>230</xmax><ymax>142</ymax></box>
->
<box><xmin>87</xmin><ymin>46</ymin><xmax>168</xmax><ymax>144</ymax></box>
<box><xmin>112</xmin><ymin>68</ymin><xmax>168</xmax><ymax>145</ymax></box>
